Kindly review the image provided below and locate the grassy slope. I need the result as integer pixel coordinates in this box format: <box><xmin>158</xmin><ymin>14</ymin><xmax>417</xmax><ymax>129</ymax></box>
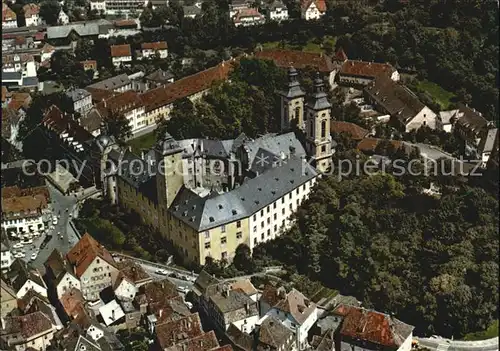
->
<box><xmin>463</xmin><ymin>320</ymin><xmax>499</xmax><ymax>341</ymax></box>
<box><xmin>416</xmin><ymin>80</ymin><xmax>456</xmax><ymax>110</ymax></box>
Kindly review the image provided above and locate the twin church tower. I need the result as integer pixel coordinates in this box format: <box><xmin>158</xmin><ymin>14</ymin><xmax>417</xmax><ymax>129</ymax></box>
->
<box><xmin>278</xmin><ymin>67</ymin><xmax>333</xmax><ymax>173</ymax></box>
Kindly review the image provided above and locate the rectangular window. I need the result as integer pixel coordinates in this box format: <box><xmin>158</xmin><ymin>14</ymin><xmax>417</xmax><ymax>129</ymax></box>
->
<box><xmin>274</xmin><ymin>224</ymin><xmax>277</xmax><ymax>232</ymax></box>
<box><xmin>253</xmin><ymin>214</ymin><xmax>256</xmax><ymax>221</ymax></box>
<box><xmin>296</xmin><ymin>188</ymin><xmax>299</xmax><ymax>195</ymax></box>
<box><xmin>204</xmin><ymin>231</ymin><xmax>210</xmax><ymax>239</ymax></box>
<box><xmin>282</xmin><ymin>208</ymin><xmax>285</xmax><ymax>215</ymax></box>
<box><xmin>221</xmin><ymin>225</ymin><xmax>226</xmax><ymax>233</ymax></box>
<box><xmin>221</xmin><ymin>252</ymin><xmax>227</xmax><ymax>259</ymax></box>
<box><xmin>289</xmin><ymin>193</ymin><xmax>292</xmax><ymax>199</ymax></box>
<box><xmin>205</xmin><ymin>242</ymin><xmax>211</xmax><ymax>249</ymax></box>
<box><xmin>267</xmin><ymin>229</ymin><xmax>270</xmax><ymax>237</ymax></box>
<box><xmin>267</xmin><ymin>207</ymin><xmax>270</xmax><ymax>213</ymax></box>
<box><xmin>303</xmin><ymin>184</ymin><xmax>306</xmax><ymax>191</ymax></box>
<box><xmin>260</xmin><ymin>210</ymin><xmax>264</xmax><ymax>217</ymax></box>
<box><xmin>221</xmin><ymin>237</ymin><xmax>227</xmax><ymax>245</ymax></box>
<box><xmin>289</xmin><ymin>204</ymin><xmax>292</xmax><ymax>210</ymax></box>
<box><xmin>236</xmin><ymin>232</ymin><xmax>242</xmax><ymax>239</ymax></box>
<box><xmin>236</xmin><ymin>220</ymin><xmax>241</xmax><ymax>228</ymax></box>
<box><xmin>281</xmin><ymin>198</ymin><xmax>284</xmax><ymax>204</ymax></box>
<box><xmin>261</xmin><ymin>233</ymin><xmax>264</xmax><ymax>240</ymax></box>
<box><xmin>253</xmin><ymin>226</ymin><xmax>257</xmax><ymax>232</ymax></box>
<box><xmin>296</xmin><ymin>199</ymin><xmax>299</xmax><ymax>206</ymax></box>
<box><xmin>273</xmin><ymin>203</ymin><xmax>276</xmax><ymax>209</ymax></box>
<box><xmin>267</xmin><ymin>218</ymin><xmax>270</xmax><ymax>224</ymax></box>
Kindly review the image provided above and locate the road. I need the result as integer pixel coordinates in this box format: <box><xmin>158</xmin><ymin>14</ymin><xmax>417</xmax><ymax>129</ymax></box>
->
<box><xmin>416</xmin><ymin>337</ymin><xmax>499</xmax><ymax>351</ymax></box>
<box><xmin>140</xmin><ymin>264</ymin><xmax>194</xmax><ymax>292</ymax></box>
<box><xmin>28</xmin><ymin>182</ymin><xmax>81</xmax><ymax>272</ymax></box>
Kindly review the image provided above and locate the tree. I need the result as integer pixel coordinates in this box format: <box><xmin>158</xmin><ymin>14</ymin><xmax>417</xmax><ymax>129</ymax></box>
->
<box><xmin>39</xmin><ymin>0</ymin><xmax>61</xmax><ymax>25</ymax></box>
<box><xmin>102</xmin><ymin>113</ymin><xmax>132</xmax><ymax>144</ymax></box>
<box><xmin>233</xmin><ymin>244</ymin><xmax>255</xmax><ymax>274</ymax></box>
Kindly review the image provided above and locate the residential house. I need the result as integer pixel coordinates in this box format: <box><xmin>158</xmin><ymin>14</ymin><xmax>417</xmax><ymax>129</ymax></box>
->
<box><xmin>183</xmin><ymin>3</ymin><xmax>202</xmax><ymax>18</ymax></box>
<box><xmin>65</xmin><ymin>233</ymin><xmax>119</xmax><ymax>301</ymax></box>
<box><xmin>1</xmin><ymin>279</ymin><xmax>17</xmax><ymax>317</ymax></box>
<box><xmin>145</xmin><ymin>69</ymin><xmax>174</xmax><ymax>88</ymax></box>
<box><xmin>265</xmin><ymin>0</ymin><xmax>288</xmax><ymax>21</ymax></box>
<box><xmin>1</xmin><ymin>234</ymin><xmax>13</xmax><ymax>271</ymax></box>
<box><xmin>113</xmin><ymin>259</ymin><xmax>152</xmax><ymax>301</ymax></box>
<box><xmin>0</xmin><ymin>311</ymin><xmax>57</xmax><ymax>350</ymax></box>
<box><xmin>17</xmin><ymin>289</ymin><xmax>64</xmax><ymax>331</ymax></box>
<box><xmin>438</xmin><ymin>109</ymin><xmax>458</xmax><ymax>133</ymax></box>
<box><xmin>58</xmin><ymin>9</ymin><xmax>69</xmax><ymax>24</ymax></box>
<box><xmin>59</xmin><ymin>288</ymin><xmax>85</xmax><ymax>320</ymax></box>
<box><xmin>1</xmin><ymin>186</ymin><xmax>49</xmax><ymax>236</ymax></box>
<box><xmin>301</xmin><ymin>0</ymin><xmax>325</xmax><ymax>20</ymax></box>
<box><xmin>140</xmin><ymin>59</ymin><xmax>234</xmax><ymax>124</ymax></box>
<box><xmin>101</xmin><ymin>20</ymin><xmax>140</xmax><ymax>39</ymax></box>
<box><xmin>40</xmin><ymin>43</ymin><xmax>56</xmax><ymax>63</ymax></box>
<box><xmin>89</xmin><ymin>0</ymin><xmax>144</xmax><ymax>15</ymax></box>
<box><xmin>66</xmin><ymin>88</ymin><xmax>93</xmax><ymax>117</ymax></box>
<box><xmin>260</xmin><ymin>286</ymin><xmax>318</xmax><ymax>350</ymax></box>
<box><xmin>110</xmin><ymin>44</ymin><xmax>132</xmax><ymax>68</ymax></box>
<box><xmin>330</xmin><ymin>304</ymin><xmax>414</xmax><ymax>351</ymax></box>
<box><xmin>44</xmin><ymin>249</ymin><xmax>81</xmax><ymax>300</ymax></box>
<box><xmin>233</xmin><ymin>8</ymin><xmax>266</xmax><ymax>27</ymax></box>
<box><xmin>229</xmin><ymin>0</ymin><xmax>252</xmax><ymax>18</ymax></box>
<box><xmin>140</xmin><ymin>41</ymin><xmax>168</xmax><ymax>60</ymax></box>
<box><xmin>364</xmin><ymin>77</ymin><xmax>437</xmax><ymax>132</ymax></box>
<box><xmin>166</xmin><ymin>330</ymin><xmax>221</xmax><ymax>351</ymax></box>
<box><xmin>478</xmin><ymin>128</ymin><xmax>499</xmax><ymax>167</ymax></box>
<box><xmin>154</xmin><ymin>313</ymin><xmax>204</xmax><ymax>349</ymax></box>
<box><xmin>2</xmin><ymin>3</ymin><xmax>17</xmax><ymax>29</ymax></box>
<box><xmin>447</xmin><ymin>103</ymin><xmax>493</xmax><ymax>149</ymax></box>
<box><xmin>89</xmin><ymin>0</ymin><xmax>107</xmax><ymax>13</ymax></box>
<box><xmin>3</xmin><ymin>259</ymin><xmax>48</xmax><ymax>298</ymax></box>
<box><xmin>80</xmin><ymin>60</ymin><xmax>99</xmax><ymax>79</ymax></box>
<box><xmin>330</xmin><ymin>121</ymin><xmax>370</xmax><ymax>141</ymax></box>
<box><xmin>338</xmin><ymin>60</ymin><xmax>400</xmax><ymax>86</ymax></box>
<box><xmin>99</xmin><ymin>300</ymin><xmax>126</xmax><ymax>328</ymax></box>
<box><xmin>226</xmin><ymin>315</ymin><xmax>295</xmax><ymax>351</ymax></box>
<box><xmin>96</xmin><ymin>90</ymin><xmax>146</xmax><ymax>134</ymax></box>
<box><xmin>79</xmin><ymin>108</ymin><xmax>103</xmax><ymax>136</ymax></box>
<box><xmin>23</xmin><ymin>3</ymin><xmax>43</xmax><ymax>26</ymax></box>
<box><xmin>86</xmin><ymin>73</ymin><xmax>132</xmax><ymax>93</ymax></box>
<box><xmin>3</xmin><ymin>53</ymin><xmax>37</xmax><ymax>78</ymax></box>
<box><xmin>255</xmin><ymin>49</ymin><xmax>338</xmax><ymax>88</ymax></box>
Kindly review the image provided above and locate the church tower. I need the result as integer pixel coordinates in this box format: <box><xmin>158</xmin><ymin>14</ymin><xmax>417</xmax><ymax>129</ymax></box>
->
<box><xmin>278</xmin><ymin>67</ymin><xmax>306</xmax><ymax>132</ymax></box>
<box><xmin>305</xmin><ymin>74</ymin><xmax>333</xmax><ymax>173</ymax></box>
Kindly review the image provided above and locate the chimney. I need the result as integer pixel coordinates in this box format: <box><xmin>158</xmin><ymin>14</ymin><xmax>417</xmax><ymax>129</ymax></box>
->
<box><xmin>111</xmin><ymin>309</ymin><xmax>115</xmax><ymax>320</ymax></box>
<box><xmin>245</xmin><ymin>302</ymin><xmax>250</xmax><ymax>313</ymax></box>
<box><xmin>159</xmin><ymin>309</ymin><xmax>163</xmax><ymax>318</ymax></box>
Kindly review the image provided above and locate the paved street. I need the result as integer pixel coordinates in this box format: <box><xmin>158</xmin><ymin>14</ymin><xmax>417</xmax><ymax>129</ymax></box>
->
<box><xmin>416</xmin><ymin>337</ymin><xmax>499</xmax><ymax>351</ymax></box>
<box><xmin>139</xmin><ymin>264</ymin><xmax>194</xmax><ymax>292</ymax></box>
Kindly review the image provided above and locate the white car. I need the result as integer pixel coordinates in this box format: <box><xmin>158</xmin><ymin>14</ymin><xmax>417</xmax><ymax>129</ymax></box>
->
<box><xmin>184</xmin><ymin>301</ymin><xmax>193</xmax><ymax>309</ymax></box>
<box><xmin>22</xmin><ymin>239</ymin><xmax>33</xmax><ymax>245</ymax></box>
<box><xmin>31</xmin><ymin>252</ymin><xmax>38</xmax><ymax>261</ymax></box>
<box><xmin>13</xmin><ymin>243</ymin><xmax>23</xmax><ymax>249</ymax></box>
<box><xmin>14</xmin><ymin>252</ymin><xmax>25</xmax><ymax>258</ymax></box>
<box><xmin>155</xmin><ymin>269</ymin><xmax>168</xmax><ymax>275</ymax></box>
<box><xmin>52</xmin><ymin>218</ymin><xmax>58</xmax><ymax>225</ymax></box>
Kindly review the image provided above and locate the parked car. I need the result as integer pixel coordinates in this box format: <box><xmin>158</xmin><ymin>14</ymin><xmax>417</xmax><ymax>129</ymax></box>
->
<box><xmin>13</xmin><ymin>243</ymin><xmax>23</xmax><ymax>249</ymax></box>
<box><xmin>31</xmin><ymin>252</ymin><xmax>38</xmax><ymax>261</ymax></box>
<box><xmin>155</xmin><ymin>269</ymin><xmax>168</xmax><ymax>275</ymax></box>
<box><xmin>177</xmin><ymin>286</ymin><xmax>189</xmax><ymax>294</ymax></box>
<box><xmin>22</xmin><ymin>239</ymin><xmax>33</xmax><ymax>245</ymax></box>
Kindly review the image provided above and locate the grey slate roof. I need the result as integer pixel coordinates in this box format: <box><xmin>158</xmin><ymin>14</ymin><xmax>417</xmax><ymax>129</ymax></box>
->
<box><xmin>145</xmin><ymin>69</ymin><xmax>174</xmax><ymax>84</ymax></box>
<box><xmin>87</xmin><ymin>74</ymin><xmax>131</xmax><ymax>91</ymax></box>
<box><xmin>2</xmin><ymin>71</ymin><xmax>22</xmax><ymax>81</ymax></box>
<box><xmin>278</xmin><ymin>67</ymin><xmax>305</xmax><ymax>99</ymax></box>
<box><xmin>210</xmin><ymin>288</ymin><xmax>257</xmax><ymax>314</ymax></box>
<box><xmin>306</xmin><ymin>77</ymin><xmax>331</xmax><ymax>111</ymax></box>
<box><xmin>46</xmin><ymin>21</ymin><xmax>112</xmax><ymax>39</ymax></box>
<box><xmin>66</xmin><ymin>88</ymin><xmax>91</xmax><ymax>102</ymax></box>
<box><xmin>479</xmin><ymin>128</ymin><xmax>499</xmax><ymax>154</ymax></box>
<box><xmin>22</xmin><ymin>76</ymin><xmax>39</xmax><ymax>87</ymax></box>
<box><xmin>170</xmin><ymin>155</ymin><xmax>317</xmax><ymax>232</ymax></box>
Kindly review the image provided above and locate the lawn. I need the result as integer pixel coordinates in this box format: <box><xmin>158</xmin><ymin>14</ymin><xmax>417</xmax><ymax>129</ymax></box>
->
<box><xmin>127</xmin><ymin>131</ymin><xmax>157</xmax><ymax>154</ymax></box>
<box><xmin>416</xmin><ymin>80</ymin><xmax>456</xmax><ymax>109</ymax></box>
<box><xmin>463</xmin><ymin>320</ymin><xmax>499</xmax><ymax>341</ymax></box>
<box><xmin>260</xmin><ymin>36</ymin><xmax>336</xmax><ymax>54</ymax></box>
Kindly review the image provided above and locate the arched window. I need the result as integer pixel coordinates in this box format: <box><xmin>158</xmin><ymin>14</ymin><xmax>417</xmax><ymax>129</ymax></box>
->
<box><xmin>321</xmin><ymin>120</ymin><xmax>327</xmax><ymax>138</ymax></box>
<box><xmin>309</xmin><ymin>120</ymin><xmax>314</xmax><ymax>137</ymax></box>
<box><xmin>295</xmin><ymin>107</ymin><xmax>300</xmax><ymax>121</ymax></box>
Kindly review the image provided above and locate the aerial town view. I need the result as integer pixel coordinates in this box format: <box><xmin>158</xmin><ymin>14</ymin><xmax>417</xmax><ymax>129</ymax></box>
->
<box><xmin>1</xmin><ymin>0</ymin><xmax>499</xmax><ymax>350</ymax></box>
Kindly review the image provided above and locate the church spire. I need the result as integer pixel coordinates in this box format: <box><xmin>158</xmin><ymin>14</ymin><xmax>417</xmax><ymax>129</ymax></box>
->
<box><xmin>278</xmin><ymin>66</ymin><xmax>306</xmax><ymax>132</ymax></box>
<box><xmin>306</xmin><ymin>74</ymin><xmax>331</xmax><ymax>111</ymax></box>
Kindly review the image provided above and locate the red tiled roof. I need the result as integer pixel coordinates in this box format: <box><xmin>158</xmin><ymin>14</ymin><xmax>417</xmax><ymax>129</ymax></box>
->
<box><xmin>141</xmin><ymin>41</ymin><xmax>168</xmax><ymax>50</ymax></box>
<box><xmin>60</xmin><ymin>288</ymin><xmax>84</xmax><ymax>318</ymax></box>
<box><xmin>140</xmin><ymin>60</ymin><xmax>234</xmax><ymax>112</ymax></box>
<box><xmin>331</xmin><ymin>121</ymin><xmax>369</xmax><ymax>140</ymax></box>
<box><xmin>356</xmin><ymin>137</ymin><xmax>410</xmax><ymax>154</ymax></box>
<box><xmin>23</xmin><ymin>3</ymin><xmax>40</xmax><ymax>18</ymax></box>
<box><xmin>3</xmin><ymin>3</ymin><xmax>17</xmax><ymax>21</ymax></box>
<box><xmin>80</xmin><ymin>60</ymin><xmax>97</xmax><ymax>70</ymax></box>
<box><xmin>339</xmin><ymin>60</ymin><xmax>397</xmax><ymax>79</ymax></box>
<box><xmin>210</xmin><ymin>346</ymin><xmax>234</xmax><ymax>351</ymax></box>
<box><xmin>301</xmin><ymin>0</ymin><xmax>326</xmax><ymax>12</ymax></box>
<box><xmin>255</xmin><ymin>49</ymin><xmax>335</xmax><ymax>72</ymax></box>
<box><xmin>42</xmin><ymin>105</ymin><xmax>93</xmax><ymax>144</ymax></box>
<box><xmin>110</xmin><ymin>44</ymin><xmax>131</xmax><ymax>57</ymax></box>
<box><xmin>234</xmin><ymin>7</ymin><xmax>264</xmax><ymax>21</ymax></box>
<box><xmin>2</xmin><ymin>86</ymin><xmax>8</xmax><ymax>102</ymax></box>
<box><xmin>96</xmin><ymin>90</ymin><xmax>143</xmax><ymax>118</ymax></box>
<box><xmin>155</xmin><ymin>313</ymin><xmax>204</xmax><ymax>349</ymax></box>
<box><xmin>34</xmin><ymin>32</ymin><xmax>45</xmax><ymax>40</ymax></box>
<box><xmin>334</xmin><ymin>47</ymin><xmax>348</xmax><ymax>62</ymax></box>
<box><xmin>85</xmin><ymin>87</ymin><xmax>117</xmax><ymax>102</ymax></box>
<box><xmin>66</xmin><ymin>233</ymin><xmax>116</xmax><ymax>278</ymax></box>
<box><xmin>3</xmin><ymin>312</ymin><xmax>52</xmax><ymax>339</ymax></box>
<box><xmin>2</xmin><ymin>194</ymin><xmax>48</xmax><ymax>217</ymax></box>
<box><xmin>2</xmin><ymin>185</ymin><xmax>50</xmax><ymax>201</ymax></box>
<box><xmin>170</xmin><ymin>331</ymin><xmax>219</xmax><ymax>351</ymax></box>
<box><xmin>334</xmin><ymin>305</ymin><xmax>413</xmax><ymax>348</ymax></box>
<box><xmin>116</xmin><ymin>260</ymin><xmax>151</xmax><ymax>285</ymax></box>
<box><xmin>114</xmin><ymin>19</ymin><xmax>137</xmax><ymax>27</ymax></box>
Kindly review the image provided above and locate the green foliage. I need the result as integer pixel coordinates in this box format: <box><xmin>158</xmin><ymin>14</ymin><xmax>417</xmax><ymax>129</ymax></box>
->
<box><xmin>49</xmin><ymin>51</ymin><xmax>92</xmax><ymax>88</ymax></box>
<box><xmin>463</xmin><ymin>320</ymin><xmax>499</xmax><ymax>341</ymax></box>
<box><xmin>254</xmin><ymin>173</ymin><xmax>499</xmax><ymax>337</ymax></box>
<box><xmin>164</xmin><ymin>58</ymin><xmax>285</xmax><ymax>140</ymax></box>
<box><xmin>40</xmin><ymin>0</ymin><xmax>61</xmax><ymax>25</ymax></box>
<box><xmin>102</xmin><ymin>113</ymin><xmax>133</xmax><ymax>144</ymax></box>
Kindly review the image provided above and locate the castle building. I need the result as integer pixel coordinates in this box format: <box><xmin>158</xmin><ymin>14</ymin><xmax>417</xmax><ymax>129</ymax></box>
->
<box><xmin>100</xmin><ymin>69</ymin><xmax>334</xmax><ymax>266</ymax></box>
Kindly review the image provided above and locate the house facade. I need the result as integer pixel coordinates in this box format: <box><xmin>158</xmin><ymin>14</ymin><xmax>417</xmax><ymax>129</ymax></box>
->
<box><xmin>301</xmin><ymin>0</ymin><xmax>325</xmax><ymax>20</ymax></box>
<box><xmin>266</xmin><ymin>0</ymin><xmax>288</xmax><ymax>21</ymax></box>
<box><xmin>3</xmin><ymin>54</ymin><xmax>37</xmax><ymax>78</ymax></box>
<box><xmin>96</xmin><ymin>90</ymin><xmax>146</xmax><ymax>134</ymax></box>
<box><xmin>233</xmin><ymin>8</ymin><xmax>266</xmax><ymax>27</ymax></box>
<box><xmin>1</xmin><ymin>190</ymin><xmax>48</xmax><ymax>236</ymax></box>
<box><xmin>140</xmin><ymin>42</ymin><xmax>168</xmax><ymax>60</ymax></box>
<box><xmin>23</xmin><ymin>4</ymin><xmax>43</xmax><ymax>26</ymax></box>
<box><xmin>2</xmin><ymin>4</ymin><xmax>17</xmax><ymax>29</ymax></box>
<box><xmin>338</xmin><ymin>60</ymin><xmax>400</xmax><ymax>86</ymax></box>
<box><xmin>110</xmin><ymin>44</ymin><xmax>132</xmax><ymax>68</ymax></box>
<box><xmin>66</xmin><ymin>89</ymin><xmax>93</xmax><ymax>116</ymax></box>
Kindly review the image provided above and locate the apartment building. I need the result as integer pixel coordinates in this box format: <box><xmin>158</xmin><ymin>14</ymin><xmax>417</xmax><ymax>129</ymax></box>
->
<box><xmin>90</xmin><ymin>0</ymin><xmax>146</xmax><ymax>15</ymax></box>
<box><xmin>96</xmin><ymin>90</ymin><xmax>146</xmax><ymax>134</ymax></box>
<box><xmin>66</xmin><ymin>88</ymin><xmax>93</xmax><ymax>116</ymax></box>
<box><xmin>65</xmin><ymin>233</ymin><xmax>119</xmax><ymax>301</ymax></box>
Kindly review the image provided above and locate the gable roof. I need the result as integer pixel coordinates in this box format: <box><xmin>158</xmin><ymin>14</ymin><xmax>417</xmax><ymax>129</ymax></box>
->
<box><xmin>364</xmin><ymin>77</ymin><xmax>427</xmax><ymax>124</ymax></box>
<box><xmin>454</xmin><ymin>103</ymin><xmax>490</xmax><ymax>136</ymax></box>
<box><xmin>301</xmin><ymin>0</ymin><xmax>326</xmax><ymax>12</ymax></box>
<box><xmin>334</xmin><ymin>47</ymin><xmax>348</xmax><ymax>62</ymax></box>
<box><xmin>273</xmin><ymin>288</ymin><xmax>316</xmax><ymax>325</ymax></box>
<box><xmin>60</xmin><ymin>288</ymin><xmax>85</xmax><ymax>318</ymax></box>
<box><xmin>168</xmin><ymin>331</ymin><xmax>219</xmax><ymax>351</ymax></box>
<box><xmin>2</xmin><ymin>3</ymin><xmax>16</xmax><ymax>21</ymax></box>
<box><xmin>0</xmin><ymin>311</ymin><xmax>53</xmax><ymax>340</ymax></box>
<box><xmin>110</xmin><ymin>44</ymin><xmax>131</xmax><ymax>57</ymax></box>
<box><xmin>115</xmin><ymin>259</ymin><xmax>151</xmax><ymax>285</ymax></box>
<box><xmin>23</xmin><ymin>4</ymin><xmax>40</xmax><ymax>18</ymax></box>
<box><xmin>155</xmin><ymin>313</ymin><xmax>204</xmax><ymax>349</ymax></box>
<box><xmin>257</xmin><ymin>315</ymin><xmax>294</xmax><ymax>349</ymax></box>
<box><xmin>140</xmin><ymin>60</ymin><xmax>234</xmax><ymax>112</ymax></box>
<box><xmin>255</xmin><ymin>49</ymin><xmax>335</xmax><ymax>72</ymax></box>
<box><xmin>96</xmin><ymin>90</ymin><xmax>143</xmax><ymax>118</ymax></box>
<box><xmin>141</xmin><ymin>41</ymin><xmax>168</xmax><ymax>50</ymax></box>
<box><xmin>66</xmin><ymin>233</ymin><xmax>115</xmax><ymax>278</ymax></box>
<box><xmin>334</xmin><ymin>305</ymin><xmax>414</xmax><ymax>349</ymax></box>
<box><xmin>340</xmin><ymin>60</ymin><xmax>397</xmax><ymax>80</ymax></box>
<box><xmin>86</xmin><ymin>73</ymin><xmax>131</xmax><ymax>91</ymax></box>
<box><xmin>331</xmin><ymin>121</ymin><xmax>369</xmax><ymax>140</ymax></box>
